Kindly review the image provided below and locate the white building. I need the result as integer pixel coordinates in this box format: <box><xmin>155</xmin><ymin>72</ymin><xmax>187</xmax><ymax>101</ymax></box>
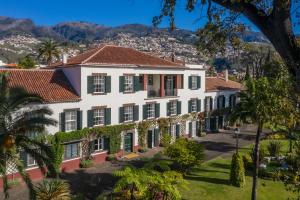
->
<box><xmin>0</xmin><ymin>44</ymin><xmax>242</xmax><ymax>174</ymax></box>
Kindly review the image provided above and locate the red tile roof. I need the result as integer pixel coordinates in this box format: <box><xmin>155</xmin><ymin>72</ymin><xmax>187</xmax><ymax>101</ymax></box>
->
<box><xmin>0</xmin><ymin>69</ymin><xmax>80</xmax><ymax>103</ymax></box>
<box><xmin>49</xmin><ymin>44</ymin><xmax>186</xmax><ymax>69</ymax></box>
<box><xmin>205</xmin><ymin>77</ymin><xmax>243</xmax><ymax>92</ymax></box>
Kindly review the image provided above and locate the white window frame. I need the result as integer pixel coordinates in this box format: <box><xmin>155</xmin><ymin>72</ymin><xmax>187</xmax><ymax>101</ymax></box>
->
<box><xmin>93</xmin><ymin>108</ymin><xmax>105</xmax><ymax>126</ymax></box>
<box><xmin>191</xmin><ymin>99</ymin><xmax>197</xmax><ymax>112</ymax></box>
<box><xmin>147</xmin><ymin>103</ymin><xmax>155</xmax><ymax>119</ymax></box>
<box><xmin>27</xmin><ymin>153</ymin><xmax>36</xmax><ymax>167</ymax></box>
<box><xmin>64</xmin><ymin>143</ymin><xmax>80</xmax><ymax>160</ymax></box>
<box><xmin>124</xmin><ymin>75</ymin><xmax>134</xmax><ymax>92</ymax></box>
<box><xmin>94</xmin><ymin>137</ymin><xmax>104</xmax><ymax>152</ymax></box>
<box><xmin>170</xmin><ymin>101</ymin><xmax>177</xmax><ymax>116</ymax></box>
<box><xmin>191</xmin><ymin>76</ymin><xmax>198</xmax><ymax>89</ymax></box>
<box><xmin>124</xmin><ymin>106</ymin><xmax>134</xmax><ymax>122</ymax></box>
<box><xmin>93</xmin><ymin>75</ymin><xmax>105</xmax><ymax>93</ymax></box>
<box><xmin>65</xmin><ymin>110</ymin><xmax>77</xmax><ymax>132</ymax></box>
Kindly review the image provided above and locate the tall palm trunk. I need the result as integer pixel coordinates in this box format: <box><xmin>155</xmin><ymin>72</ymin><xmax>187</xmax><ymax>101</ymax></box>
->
<box><xmin>251</xmin><ymin>122</ymin><xmax>263</xmax><ymax>200</ymax></box>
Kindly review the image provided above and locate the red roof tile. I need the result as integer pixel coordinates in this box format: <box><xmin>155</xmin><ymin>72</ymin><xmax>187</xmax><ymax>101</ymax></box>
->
<box><xmin>49</xmin><ymin>44</ymin><xmax>186</xmax><ymax>69</ymax></box>
<box><xmin>205</xmin><ymin>77</ymin><xmax>243</xmax><ymax>92</ymax></box>
<box><xmin>0</xmin><ymin>69</ymin><xmax>80</xmax><ymax>103</ymax></box>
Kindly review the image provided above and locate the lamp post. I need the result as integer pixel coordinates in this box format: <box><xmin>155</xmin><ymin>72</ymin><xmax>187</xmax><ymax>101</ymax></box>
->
<box><xmin>234</xmin><ymin>127</ymin><xmax>240</xmax><ymax>154</ymax></box>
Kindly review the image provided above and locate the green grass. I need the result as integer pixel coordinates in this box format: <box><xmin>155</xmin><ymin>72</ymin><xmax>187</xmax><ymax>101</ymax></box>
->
<box><xmin>180</xmin><ymin>139</ymin><xmax>295</xmax><ymax>200</ymax></box>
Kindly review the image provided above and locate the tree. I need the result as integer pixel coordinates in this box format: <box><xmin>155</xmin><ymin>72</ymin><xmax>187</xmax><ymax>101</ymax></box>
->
<box><xmin>164</xmin><ymin>138</ymin><xmax>204</xmax><ymax>173</ymax></box>
<box><xmin>154</xmin><ymin>0</ymin><xmax>300</xmax><ymax>80</ymax></box>
<box><xmin>18</xmin><ymin>55</ymin><xmax>37</xmax><ymax>69</ymax></box>
<box><xmin>0</xmin><ymin>73</ymin><xmax>57</xmax><ymax>199</ymax></box>
<box><xmin>50</xmin><ymin>135</ymin><xmax>64</xmax><ymax>176</ymax></box>
<box><xmin>38</xmin><ymin>39</ymin><xmax>60</xmax><ymax>65</ymax></box>
<box><xmin>35</xmin><ymin>179</ymin><xmax>71</xmax><ymax>200</ymax></box>
<box><xmin>230</xmin><ymin>153</ymin><xmax>245</xmax><ymax>187</ymax></box>
<box><xmin>229</xmin><ymin>77</ymin><xmax>287</xmax><ymax>200</ymax></box>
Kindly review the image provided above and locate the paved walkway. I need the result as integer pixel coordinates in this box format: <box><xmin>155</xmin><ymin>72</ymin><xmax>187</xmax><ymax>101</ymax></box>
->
<box><xmin>0</xmin><ymin>125</ymin><xmax>262</xmax><ymax>200</ymax></box>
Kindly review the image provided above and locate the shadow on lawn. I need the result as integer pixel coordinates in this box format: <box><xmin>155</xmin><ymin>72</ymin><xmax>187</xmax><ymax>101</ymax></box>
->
<box><xmin>185</xmin><ymin>175</ymin><xmax>230</xmax><ymax>185</ymax></box>
<box><xmin>201</xmin><ymin>141</ymin><xmax>236</xmax><ymax>153</ymax></box>
<box><xmin>60</xmin><ymin>169</ymin><xmax>119</xmax><ymax>199</ymax></box>
<box><xmin>209</xmin><ymin>162</ymin><xmax>231</xmax><ymax>170</ymax></box>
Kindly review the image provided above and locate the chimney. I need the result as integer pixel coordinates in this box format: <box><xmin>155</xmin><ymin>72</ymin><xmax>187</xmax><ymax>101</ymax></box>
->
<box><xmin>225</xmin><ymin>69</ymin><xmax>228</xmax><ymax>82</ymax></box>
<box><xmin>171</xmin><ymin>53</ymin><xmax>176</xmax><ymax>62</ymax></box>
<box><xmin>62</xmin><ymin>53</ymin><xmax>68</xmax><ymax>64</ymax></box>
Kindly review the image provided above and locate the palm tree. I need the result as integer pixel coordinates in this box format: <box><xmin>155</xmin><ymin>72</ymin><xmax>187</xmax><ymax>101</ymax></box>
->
<box><xmin>35</xmin><ymin>179</ymin><xmax>71</xmax><ymax>200</ymax></box>
<box><xmin>229</xmin><ymin>77</ymin><xmax>287</xmax><ymax>200</ymax></box>
<box><xmin>0</xmin><ymin>73</ymin><xmax>57</xmax><ymax>199</ymax></box>
<box><xmin>37</xmin><ymin>39</ymin><xmax>60</xmax><ymax>65</ymax></box>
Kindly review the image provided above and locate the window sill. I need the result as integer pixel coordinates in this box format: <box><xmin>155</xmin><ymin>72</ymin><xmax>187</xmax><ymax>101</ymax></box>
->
<box><xmin>92</xmin><ymin>92</ymin><xmax>107</xmax><ymax>95</ymax></box>
<box><xmin>145</xmin><ymin>96</ymin><xmax>179</xmax><ymax>100</ymax></box>
<box><xmin>123</xmin><ymin>91</ymin><xmax>135</xmax><ymax>94</ymax></box>
<box><xmin>91</xmin><ymin>150</ymin><xmax>108</xmax><ymax>156</ymax></box>
<box><xmin>93</xmin><ymin>124</ymin><xmax>105</xmax><ymax>127</ymax></box>
<box><xmin>63</xmin><ymin>157</ymin><xmax>80</xmax><ymax>162</ymax></box>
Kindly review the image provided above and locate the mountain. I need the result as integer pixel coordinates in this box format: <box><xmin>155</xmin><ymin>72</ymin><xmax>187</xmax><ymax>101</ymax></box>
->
<box><xmin>0</xmin><ymin>16</ymin><xmax>269</xmax><ymax>64</ymax></box>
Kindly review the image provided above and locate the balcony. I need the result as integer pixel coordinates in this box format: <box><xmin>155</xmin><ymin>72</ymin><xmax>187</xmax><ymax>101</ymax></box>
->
<box><xmin>147</xmin><ymin>89</ymin><xmax>178</xmax><ymax>98</ymax></box>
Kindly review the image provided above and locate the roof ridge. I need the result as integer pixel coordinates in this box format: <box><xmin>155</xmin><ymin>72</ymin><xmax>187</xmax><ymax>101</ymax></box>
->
<box><xmin>82</xmin><ymin>45</ymin><xmax>107</xmax><ymax>64</ymax></box>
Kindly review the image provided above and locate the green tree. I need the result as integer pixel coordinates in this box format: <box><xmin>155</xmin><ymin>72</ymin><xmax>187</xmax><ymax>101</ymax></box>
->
<box><xmin>18</xmin><ymin>55</ymin><xmax>37</xmax><ymax>69</ymax></box>
<box><xmin>230</xmin><ymin>153</ymin><xmax>245</xmax><ymax>187</ymax></box>
<box><xmin>0</xmin><ymin>73</ymin><xmax>57</xmax><ymax>199</ymax></box>
<box><xmin>229</xmin><ymin>77</ymin><xmax>287</xmax><ymax>200</ymax></box>
<box><xmin>38</xmin><ymin>39</ymin><xmax>60</xmax><ymax>65</ymax></box>
<box><xmin>35</xmin><ymin>179</ymin><xmax>71</xmax><ymax>200</ymax></box>
<box><xmin>154</xmin><ymin>0</ymin><xmax>300</xmax><ymax>79</ymax></box>
<box><xmin>164</xmin><ymin>138</ymin><xmax>204</xmax><ymax>173</ymax></box>
<box><xmin>50</xmin><ymin>135</ymin><xmax>64</xmax><ymax>176</ymax></box>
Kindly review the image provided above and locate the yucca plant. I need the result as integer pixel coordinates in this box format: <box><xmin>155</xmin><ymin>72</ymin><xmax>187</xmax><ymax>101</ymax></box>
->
<box><xmin>35</xmin><ymin>179</ymin><xmax>71</xmax><ymax>200</ymax></box>
<box><xmin>0</xmin><ymin>73</ymin><xmax>57</xmax><ymax>199</ymax></box>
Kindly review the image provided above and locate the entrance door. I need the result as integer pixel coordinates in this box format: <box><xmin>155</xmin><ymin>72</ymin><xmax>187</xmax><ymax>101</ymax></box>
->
<box><xmin>147</xmin><ymin>130</ymin><xmax>153</xmax><ymax>148</ymax></box>
<box><xmin>218</xmin><ymin>116</ymin><xmax>224</xmax><ymax>129</ymax></box>
<box><xmin>154</xmin><ymin>129</ymin><xmax>159</xmax><ymax>147</ymax></box>
<box><xmin>210</xmin><ymin>118</ymin><xmax>217</xmax><ymax>132</ymax></box>
<box><xmin>165</xmin><ymin>76</ymin><xmax>174</xmax><ymax>96</ymax></box>
<box><xmin>124</xmin><ymin>133</ymin><xmax>133</xmax><ymax>153</ymax></box>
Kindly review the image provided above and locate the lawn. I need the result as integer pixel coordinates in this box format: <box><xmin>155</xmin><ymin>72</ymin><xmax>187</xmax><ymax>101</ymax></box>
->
<box><xmin>180</xmin><ymin>139</ymin><xmax>295</xmax><ymax>200</ymax></box>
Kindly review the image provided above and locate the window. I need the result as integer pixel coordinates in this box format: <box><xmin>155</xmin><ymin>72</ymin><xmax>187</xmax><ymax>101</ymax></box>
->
<box><xmin>64</xmin><ymin>143</ymin><xmax>79</xmax><ymax>160</ymax></box>
<box><xmin>93</xmin><ymin>109</ymin><xmax>105</xmax><ymax>126</ymax></box>
<box><xmin>124</xmin><ymin>75</ymin><xmax>134</xmax><ymax>92</ymax></box>
<box><xmin>170</xmin><ymin>124</ymin><xmax>176</xmax><ymax>138</ymax></box>
<box><xmin>65</xmin><ymin>110</ymin><xmax>77</xmax><ymax>132</ymax></box>
<box><xmin>191</xmin><ymin>76</ymin><xmax>198</xmax><ymax>89</ymax></box>
<box><xmin>124</xmin><ymin>106</ymin><xmax>134</xmax><ymax>122</ymax></box>
<box><xmin>94</xmin><ymin>138</ymin><xmax>104</xmax><ymax>151</ymax></box>
<box><xmin>147</xmin><ymin>103</ymin><xmax>155</xmax><ymax>119</ymax></box>
<box><xmin>170</xmin><ymin>101</ymin><xmax>177</xmax><ymax>116</ymax></box>
<box><xmin>27</xmin><ymin>154</ymin><xmax>36</xmax><ymax>167</ymax></box>
<box><xmin>191</xmin><ymin>99</ymin><xmax>197</xmax><ymax>112</ymax></box>
<box><xmin>148</xmin><ymin>75</ymin><xmax>153</xmax><ymax>85</ymax></box>
<box><xmin>93</xmin><ymin>75</ymin><xmax>105</xmax><ymax>93</ymax></box>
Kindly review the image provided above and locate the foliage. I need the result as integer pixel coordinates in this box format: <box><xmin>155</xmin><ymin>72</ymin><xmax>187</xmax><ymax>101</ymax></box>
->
<box><xmin>18</xmin><ymin>55</ymin><xmax>36</xmax><ymax>69</ymax></box>
<box><xmin>50</xmin><ymin>135</ymin><xmax>64</xmax><ymax>176</ymax></box>
<box><xmin>267</xmin><ymin>140</ymin><xmax>283</xmax><ymax>157</ymax></box>
<box><xmin>143</xmin><ymin>152</ymin><xmax>172</xmax><ymax>172</ymax></box>
<box><xmin>157</xmin><ymin>118</ymin><xmax>171</xmax><ymax>147</ymax></box>
<box><xmin>106</xmin><ymin>154</ymin><xmax>116</xmax><ymax>161</ymax></box>
<box><xmin>0</xmin><ymin>72</ymin><xmax>57</xmax><ymax>199</ymax></box>
<box><xmin>7</xmin><ymin>179</ymin><xmax>20</xmax><ymax>188</ymax></box>
<box><xmin>113</xmin><ymin>166</ymin><xmax>187</xmax><ymax>200</ymax></box>
<box><xmin>242</xmin><ymin>154</ymin><xmax>253</xmax><ymax>171</ymax></box>
<box><xmin>250</xmin><ymin>144</ymin><xmax>267</xmax><ymax>163</ymax></box>
<box><xmin>160</xmin><ymin>133</ymin><xmax>172</xmax><ymax>147</ymax></box>
<box><xmin>35</xmin><ymin>179</ymin><xmax>71</xmax><ymax>200</ymax></box>
<box><xmin>137</xmin><ymin>121</ymin><xmax>151</xmax><ymax>148</ymax></box>
<box><xmin>79</xmin><ymin>158</ymin><xmax>93</xmax><ymax>168</ymax></box>
<box><xmin>164</xmin><ymin>138</ymin><xmax>204</xmax><ymax>173</ymax></box>
<box><xmin>37</xmin><ymin>39</ymin><xmax>60</xmax><ymax>65</ymax></box>
<box><xmin>230</xmin><ymin>153</ymin><xmax>245</xmax><ymax>187</ymax></box>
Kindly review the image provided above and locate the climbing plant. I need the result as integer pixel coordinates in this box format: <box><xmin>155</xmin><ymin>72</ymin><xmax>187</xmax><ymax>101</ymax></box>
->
<box><xmin>137</xmin><ymin>121</ymin><xmax>152</xmax><ymax>148</ymax></box>
<box><xmin>157</xmin><ymin>118</ymin><xmax>171</xmax><ymax>147</ymax></box>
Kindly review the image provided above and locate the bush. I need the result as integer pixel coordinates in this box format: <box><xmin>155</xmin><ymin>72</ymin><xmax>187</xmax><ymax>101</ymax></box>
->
<box><xmin>164</xmin><ymin>138</ymin><xmax>204</xmax><ymax>173</ymax></box>
<box><xmin>138</xmin><ymin>147</ymin><xmax>148</xmax><ymax>153</ymax></box>
<box><xmin>160</xmin><ymin>133</ymin><xmax>172</xmax><ymax>147</ymax></box>
<box><xmin>79</xmin><ymin>158</ymin><xmax>93</xmax><ymax>168</ymax></box>
<box><xmin>242</xmin><ymin>154</ymin><xmax>253</xmax><ymax>171</ymax></box>
<box><xmin>106</xmin><ymin>154</ymin><xmax>116</xmax><ymax>161</ymax></box>
<box><xmin>250</xmin><ymin>144</ymin><xmax>267</xmax><ymax>163</ymax></box>
<box><xmin>35</xmin><ymin>179</ymin><xmax>71</xmax><ymax>200</ymax></box>
<box><xmin>266</xmin><ymin>133</ymin><xmax>286</xmax><ymax>140</ymax></box>
<box><xmin>267</xmin><ymin>140</ymin><xmax>283</xmax><ymax>157</ymax></box>
<box><xmin>230</xmin><ymin>153</ymin><xmax>245</xmax><ymax>187</ymax></box>
<box><xmin>50</xmin><ymin>135</ymin><xmax>64</xmax><ymax>176</ymax></box>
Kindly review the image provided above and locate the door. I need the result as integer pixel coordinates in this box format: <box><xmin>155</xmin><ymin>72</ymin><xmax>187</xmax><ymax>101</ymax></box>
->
<box><xmin>210</xmin><ymin>117</ymin><xmax>217</xmax><ymax>132</ymax></box>
<box><xmin>124</xmin><ymin>133</ymin><xmax>133</xmax><ymax>153</ymax></box>
<box><xmin>218</xmin><ymin>116</ymin><xmax>224</xmax><ymax>129</ymax></box>
<box><xmin>165</xmin><ymin>75</ymin><xmax>174</xmax><ymax>96</ymax></box>
<box><xmin>147</xmin><ymin>130</ymin><xmax>153</xmax><ymax>148</ymax></box>
<box><xmin>154</xmin><ymin>129</ymin><xmax>160</xmax><ymax>147</ymax></box>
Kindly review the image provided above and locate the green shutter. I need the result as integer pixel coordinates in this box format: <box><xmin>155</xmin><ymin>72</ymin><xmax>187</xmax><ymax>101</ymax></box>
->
<box><xmin>20</xmin><ymin>150</ymin><xmax>28</xmax><ymax>168</ymax></box>
<box><xmin>59</xmin><ymin>112</ymin><xmax>65</xmax><ymax>132</ymax></box>
<box><xmin>105</xmin><ymin>76</ymin><xmax>111</xmax><ymax>93</ymax></box>
<box><xmin>87</xmin><ymin>110</ymin><xmax>94</xmax><ymax>127</ymax></box>
<box><xmin>175</xmin><ymin>124</ymin><xmax>180</xmax><ymax>138</ymax></box>
<box><xmin>143</xmin><ymin>105</ymin><xmax>147</xmax><ymax>120</ymax></box>
<box><xmin>188</xmin><ymin>100</ymin><xmax>191</xmax><ymax>113</ymax></box>
<box><xmin>197</xmin><ymin>76</ymin><xmax>201</xmax><ymax>88</ymax></box>
<box><xmin>105</xmin><ymin>108</ymin><xmax>111</xmax><ymax>125</ymax></box>
<box><xmin>210</xmin><ymin>98</ymin><xmax>213</xmax><ymax>110</ymax></box>
<box><xmin>119</xmin><ymin>107</ymin><xmax>124</xmax><ymax>123</ymax></box>
<box><xmin>177</xmin><ymin>101</ymin><xmax>181</xmax><ymax>115</ymax></box>
<box><xmin>223</xmin><ymin>96</ymin><xmax>226</xmax><ymax>108</ymax></box>
<box><xmin>189</xmin><ymin>122</ymin><xmax>192</xmax><ymax>137</ymax></box>
<box><xmin>166</xmin><ymin>102</ymin><xmax>171</xmax><ymax>116</ymax></box>
<box><xmin>134</xmin><ymin>76</ymin><xmax>140</xmax><ymax>92</ymax></box>
<box><xmin>119</xmin><ymin>76</ymin><xmax>125</xmax><ymax>92</ymax></box>
<box><xmin>217</xmin><ymin>97</ymin><xmax>220</xmax><ymax>109</ymax></box>
<box><xmin>196</xmin><ymin>121</ymin><xmax>200</xmax><ymax>136</ymax></box>
<box><xmin>89</xmin><ymin>140</ymin><xmax>95</xmax><ymax>154</ymax></box>
<box><xmin>155</xmin><ymin>103</ymin><xmax>160</xmax><ymax>118</ymax></box>
<box><xmin>77</xmin><ymin>110</ymin><xmax>82</xmax><ymax>130</ymax></box>
<box><xmin>188</xmin><ymin>76</ymin><xmax>192</xmax><ymax>89</ymax></box>
<box><xmin>154</xmin><ymin>128</ymin><xmax>160</xmax><ymax>147</ymax></box>
<box><xmin>197</xmin><ymin>99</ymin><xmax>201</xmax><ymax>112</ymax></box>
<box><xmin>87</xmin><ymin>76</ymin><xmax>94</xmax><ymax>94</ymax></box>
<box><xmin>133</xmin><ymin>105</ymin><xmax>139</xmax><ymax>121</ymax></box>
<box><xmin>104</xmin><ymin>138</ymin><xmax>110</xmax><ymax>151</ymax></box>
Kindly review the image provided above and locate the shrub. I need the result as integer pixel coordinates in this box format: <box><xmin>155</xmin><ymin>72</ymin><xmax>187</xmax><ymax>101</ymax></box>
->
<box><xmin>35</xmin><ymin>179</ymin><xmax>71</xmax><ymax>200</ymax></box>
<box><xmin>267</xmin><ymin>140</ymin><xmax>283</xmax><ymax>157</ymax></box>
<box><xmin>164</xmin><ymin>138</ymin><xmax>204</xmax><ymax>173</ymax></box>
<box><xmin>250</xmin><ymin>144</ymin><xmax>267</xmax><ymax>163</ymax></box>
<box><xmin>138</xmin><ymin>147</ymin><xmax>148</xmax><ymax>153</ymax></box>
<box><xmin>160</xmin><ymin>133</ymin><xmax>172</xmax><ymax>147</ymax></box>
<box><xmin>242</xmin><ymin>154</ymin><xmax>253</xmax><ymax>171</ymax></box>
<box><xmin>50</xmin><ymin>135</ymin><xmax>64</xmax><ymax>176</ymax></box>
<box><xmin>80</xmin><ymin>158</ymin><xmax>93</xmax><ymax>168</ymax></box>
<box><xmin>230</xmin><ymin>153</ymin><xmax>245</xmax><ymax>187</ymax></box>
<box><xmin>7</xmin><ymin>179</ymin><xmax>20</xmax><ymax>188</ymax></box>
<box><xmin>106</xmin><ymin>154</ymin><xmax>116</xmax><ymax>161</ymax></box>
